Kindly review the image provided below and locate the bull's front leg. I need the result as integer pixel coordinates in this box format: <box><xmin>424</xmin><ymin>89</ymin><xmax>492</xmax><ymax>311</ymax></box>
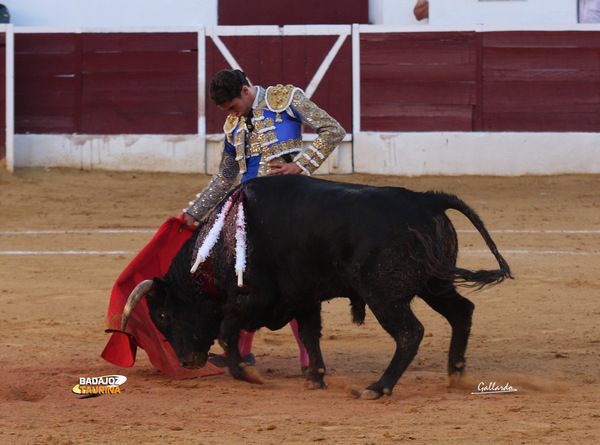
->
<box><xmin>295</xmin><ymin>306</ymin><xmax>327</xmax><ymax>390</ymax></box>
<box><xmin>218</xmin><ymin>320</ymin><xmax>245</xmax><ymax>379</ymax></box>
<box><xmin>219</xmin><ymin>317</ymin><xmax>262</xmax><ymax>383</ymax></box>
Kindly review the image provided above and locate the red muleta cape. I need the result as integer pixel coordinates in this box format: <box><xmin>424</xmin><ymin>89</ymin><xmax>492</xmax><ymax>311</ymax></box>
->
<box><xmin>101</xmin><ymin>215</ymin><xmax>222</xmax><ymax>379</ymax></box>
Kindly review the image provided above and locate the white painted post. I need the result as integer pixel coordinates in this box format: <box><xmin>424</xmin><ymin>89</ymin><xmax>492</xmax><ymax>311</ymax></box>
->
<box><xmin>197</xmin><ymin>26</ymin><xmax>208</xmax><ymax>174</ymax></box>
<box><xmin>5</xmin><ymin>24</ymin><xmax>14</xmax><ymax>172</ymax></box>
<box><xmin>351</xmin><ymin>23</ymin><xmax>361</xmax><ymax>135</ymax></box>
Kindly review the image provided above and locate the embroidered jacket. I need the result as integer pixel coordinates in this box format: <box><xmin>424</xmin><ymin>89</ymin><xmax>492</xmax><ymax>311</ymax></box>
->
<box><xmin>185</xmin><ymin>84</ymin><xmax>346</xmax><ymax>220</ymax></box>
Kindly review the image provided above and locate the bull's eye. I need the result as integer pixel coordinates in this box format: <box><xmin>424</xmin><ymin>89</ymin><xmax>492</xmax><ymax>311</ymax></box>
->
<box><xmin>158</xmin><ymin>312</ymin><xmax>167</xmax><ymax>323</ymax></box>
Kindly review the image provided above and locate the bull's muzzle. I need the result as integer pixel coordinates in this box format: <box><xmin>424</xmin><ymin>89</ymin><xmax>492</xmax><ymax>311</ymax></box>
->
<box><xmin>179</xmin><ymin>352</ymin><xmax>208</xmax><ymax>369</ymax></box>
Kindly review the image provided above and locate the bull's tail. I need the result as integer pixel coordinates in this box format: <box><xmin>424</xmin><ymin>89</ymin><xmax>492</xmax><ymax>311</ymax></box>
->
<box><xmin>412</xmin><ymin>193</ymin><xmax>513</xmax><ymax>289</ymax></box>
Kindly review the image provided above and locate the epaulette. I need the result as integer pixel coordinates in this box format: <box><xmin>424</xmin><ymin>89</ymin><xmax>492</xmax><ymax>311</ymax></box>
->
<box><xmin>223</xmin><ymin>115</ymin><xmax>239</xmax><ymax>134</ymax></box>
<box><xmin>265</xmin><ymin>84</ymin><xmax>302</xmax><ymax>113</ymax></box>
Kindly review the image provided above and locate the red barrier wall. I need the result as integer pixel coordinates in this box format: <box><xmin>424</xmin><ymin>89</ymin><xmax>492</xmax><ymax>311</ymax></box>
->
<box><xmin>361</xmin><ymin>32</ymin><xmax>479</xmax><ymax>132</ymax></box>
<box><xmin>360</xmin><ymin>30</ymin><xmax>600</xmax><ymax>132</ymax></box>
<box><xmin>15</xmin><ymin>33</ymin><xmax>80</xmax><ymax>133</ymax></box>
<box><xmin>15</xmin><ymin>32</ymin><xmax>198</xmax><ymax>135</ymax></box>
<box><xmin>205</xmin><ymin>33</ymin><xmax>352</xmax><ymax>134</ymax></box>
<box><xmin>218</xmin><ymin>0</ymin><xmax>369</xmax><ymax>26</ymax></box>
<box><xmin>10</xmin><ymin>29</ymin><xmax>600</xmax><ymax>138</ymax></box>
<box><xmin>482</xmin><ymin>31</ymin><xmax>600</xmax><ymax>132</ymax></box>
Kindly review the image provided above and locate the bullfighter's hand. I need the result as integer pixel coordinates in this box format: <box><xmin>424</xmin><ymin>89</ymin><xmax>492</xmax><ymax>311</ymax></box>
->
<box><xmin>267</xmin><ymin>162</ymin><xmax>302</xmax><ymax>175</ymax></box>
<box><xmin>182</xmin><ymin>212</ymin><xmax>198</xmax><ymax>227</ymax></box>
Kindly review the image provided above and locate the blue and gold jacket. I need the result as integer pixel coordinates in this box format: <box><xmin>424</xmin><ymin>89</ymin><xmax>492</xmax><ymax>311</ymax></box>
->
<box><xmin>186</xmin><ymin>84</ymin><xmax>346</xmax><ymax>220</ymax></box>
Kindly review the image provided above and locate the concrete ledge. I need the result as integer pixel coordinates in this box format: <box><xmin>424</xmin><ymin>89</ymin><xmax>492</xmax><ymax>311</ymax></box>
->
<box><xmin>13</xmin><ymin>132</ymin><xmax>600</xmax><ymax>176</ymax></box>
<box><xmin>354</xmin><ymin>132</ymin><xmax>600</xmax><ymax>176</ymax></box>
<box><xmin>14</xmin><ymin>134</ymin><xmax>206</xmax><ymax>173</ymax></box>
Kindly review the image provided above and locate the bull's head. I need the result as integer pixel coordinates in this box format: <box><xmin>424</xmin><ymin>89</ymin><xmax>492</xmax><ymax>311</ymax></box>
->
<box><xmin>121</xmin><ymin>278</ymin><xmax>223</xmax><ymax>369</ymax></box>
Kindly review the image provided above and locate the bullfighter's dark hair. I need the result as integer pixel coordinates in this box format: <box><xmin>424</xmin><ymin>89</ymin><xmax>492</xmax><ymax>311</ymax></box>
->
<box><xmin>209</xmin><ymin>69</ymin><xmax>250</xmax><ymax>105</ymax></box>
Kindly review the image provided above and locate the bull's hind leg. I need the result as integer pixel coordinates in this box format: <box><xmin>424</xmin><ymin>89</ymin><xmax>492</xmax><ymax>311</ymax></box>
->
<box><xmin>362</xmin><ymin>301</ymin><xmax>424</xmax><ymax>400</ymax></box>
<box><xmin>419</xmin><ymin>280</ymin><xmax>475</xmax><ymax>377</ymax></box>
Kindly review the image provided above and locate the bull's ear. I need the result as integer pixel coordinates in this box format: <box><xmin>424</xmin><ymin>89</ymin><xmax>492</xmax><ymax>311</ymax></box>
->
<box><xmin>145</xmin><ymin>277</ymin><xmax>163</xmax><ymax>301</ymax></box>
<box><xmin>148</xmin><ymin>278</ymin><xmax>158</xmax><ymax>297</ymax></box>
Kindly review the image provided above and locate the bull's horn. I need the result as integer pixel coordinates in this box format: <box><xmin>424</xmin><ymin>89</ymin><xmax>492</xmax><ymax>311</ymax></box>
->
<box><xmin>120</xmin><ymin>280</ymin><xmax>154</xmax><ymax>332</ymax></box>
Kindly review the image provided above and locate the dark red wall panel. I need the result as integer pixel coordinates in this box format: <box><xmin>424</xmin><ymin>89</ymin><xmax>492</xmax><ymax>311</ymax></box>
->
<box><xmin>360</xmin><ymin>32</ymin><xmax>479</xmax><ymax>132</ymax></box>
<box><xmin>15</xmin><ymin>32</ymin><xmax>198</xmax><ymax>135</ymax></box>
<box><xmin>481</xmin><ymin>32</ymin><xmax>600</xmax><ymax>131</ymax></box>
<box><xmin>205</xmin><ymin>33</ymin><xmax>352</xmax><ymax>135</ymax></box>
<box><xmin>80</xmin><ymin>33</ymin><xmax>198</xmax><ymax>134</ymax></box>
<box><xmin>218</xmin><ymin>0</ymin><xmax>368</xmax><ymax>26</ymax></box>
<box><xmin>360</xmin><ymin>30</ymin><xmax>600</xmax><ymax>133</ymax></box>
<box><xmin>12</xmin><ymin>30</ymin><xmax>600</xmax><ymax>139</ymax></box>
<box><xmin>15</xmin><ymin>33</ymin><xmax>81</xmax><ymax>133</ymax></box>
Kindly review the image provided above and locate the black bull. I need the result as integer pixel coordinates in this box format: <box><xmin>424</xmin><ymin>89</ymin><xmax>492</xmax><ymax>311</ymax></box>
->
<box><xmin>121</xmin><ymin>175</ymin><xmax>512</xmax><ymax>399</ymax></box>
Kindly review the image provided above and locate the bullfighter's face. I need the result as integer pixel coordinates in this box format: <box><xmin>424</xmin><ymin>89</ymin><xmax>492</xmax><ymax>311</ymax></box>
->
<box><xmin>218</xmin><ymin>85</ymin><xmax>254</xmax><ymax>118</ymax></box>
<box><xmin>145</xmin><ymin>277</ymin><xmax>223</xmax><ymax>369</ymax></box>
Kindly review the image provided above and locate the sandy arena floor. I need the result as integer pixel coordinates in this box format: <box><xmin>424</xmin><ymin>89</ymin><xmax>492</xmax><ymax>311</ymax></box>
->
<box><xmin>0</xmin><ymin>167</ymin><xmax>599</xmax><ymax>444</ymax></box>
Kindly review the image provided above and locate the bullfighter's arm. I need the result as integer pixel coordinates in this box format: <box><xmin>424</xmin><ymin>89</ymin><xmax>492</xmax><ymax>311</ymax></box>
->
<box><xmin>184</xmin><ymin>150</ymin><xmax>240</xmax><ymax>221</ymax></box>
<box><xmin>289</xmin><ymin>90</ymin><xmax>346</xmax><ymax>175</ymax></box>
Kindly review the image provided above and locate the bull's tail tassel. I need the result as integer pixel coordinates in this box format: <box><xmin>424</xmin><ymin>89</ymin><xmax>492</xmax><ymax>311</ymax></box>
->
<box><xmin>190</xmin><ymin>191</ymin><xmax>247</xmax><ymax>288</ymax></box>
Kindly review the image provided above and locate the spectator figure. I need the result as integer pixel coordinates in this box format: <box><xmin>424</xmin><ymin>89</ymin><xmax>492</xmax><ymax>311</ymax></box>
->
<box><xmin>0</xmin><ymin>4</ymin><xmax>9</xmax><ymax>23</ymax></box>
<box><xmin>579</xmin><ymin>0</ymin><xmax>600</xmax><ymax>22</ymax></box>
<box><xmin>414</xmin><ymin>0</ymin><xmax>429</xmax><ymax>21</ymax></box>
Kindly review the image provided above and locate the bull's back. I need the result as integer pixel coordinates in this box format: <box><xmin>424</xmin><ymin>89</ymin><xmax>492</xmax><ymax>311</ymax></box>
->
<box><xmin>240</xmin><ymin>176</ymin><xmax>448</xmax><ymax>298</ymax></box>
<box><xmin>243</xmin><ymin>175</ymin><xmax>440</xmax><ymax>236</ymax></box>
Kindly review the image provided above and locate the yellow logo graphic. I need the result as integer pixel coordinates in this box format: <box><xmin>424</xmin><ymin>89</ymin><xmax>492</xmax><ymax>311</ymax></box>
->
<box><xmin>72</xmin><ymin>375</ymin><xmax>127</xmax><ymax>396</ymax></box>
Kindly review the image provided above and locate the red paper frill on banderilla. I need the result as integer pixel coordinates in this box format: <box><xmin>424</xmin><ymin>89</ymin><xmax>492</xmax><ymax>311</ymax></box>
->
<box><xmin>101</xmin><ymin>215</ymin><xmax>223</xmax><ymax>380</ymax></box>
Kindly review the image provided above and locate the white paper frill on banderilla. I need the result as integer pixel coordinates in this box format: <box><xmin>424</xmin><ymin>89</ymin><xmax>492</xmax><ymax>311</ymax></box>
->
<box><xmin>190</xmin><ymin>191</ymin><xmax>247</xmax><ymax>287</ymax></box>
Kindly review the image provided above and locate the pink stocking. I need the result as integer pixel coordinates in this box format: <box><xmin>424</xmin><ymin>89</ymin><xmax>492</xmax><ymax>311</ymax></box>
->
<box><xmin>289</xmin><ymin>319</ymin><xmax>309</xmax><ymax>367</ymax></box>
<box><xmin>237</xmin><ymin>330</ymin><xmax>254</xmax><ymax>356</ymax></box>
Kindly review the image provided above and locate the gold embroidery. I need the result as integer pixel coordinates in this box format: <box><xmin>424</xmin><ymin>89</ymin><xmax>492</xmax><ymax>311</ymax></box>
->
<box><xmin>224</xmin><ymin>115</ymin><xmax>238</xmax><ymax>134</ymax></box>
<box><xmin>235</xmin><ymin>144</ymin><xmax>244</xmax><ymax>161</ymax></box>
<box><xmin>234</xmin><ymin>131</ymin><xmax>244</xmax><ymax>148</ymax></box>
<box><xmin>291</xmin><ymin>90</ymin><xmax>346</xmax><ymax>175</ymax></box>
<box><xmin>255</xmin><ymin>117</ymin><xmax>275</xmax><ymax>133</ymax></box>
<box><xmin>249</xmin><ymin>133</ymin><xmax>261</xmax><ymax>156</ymax></box>
<box><xmin>253</xmin><ymin>109</ymin><xmax>265</xmax><ymax>121</ymax></box>
<box><xmin>185</xmin><ymin>152</ymin><xmax>239</xmax><ymax>220</ymax></box>
<box><xmin>262</xmin><ymin>138</ymin><xmax>302</xmax><ymax>161</ymax></box>
<box><xmin>257</xmin><ymin>131</ymin><xmax>279</xmax><ymax>147</ymax></box>
<box><xmin>266</xmin><ymin>84</ymin><xmax>297</xmax><ymax>112</ymax></box>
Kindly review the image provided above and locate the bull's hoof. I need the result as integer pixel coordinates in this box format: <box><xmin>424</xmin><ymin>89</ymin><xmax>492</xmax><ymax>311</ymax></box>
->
<box><xmin>304</xmin><ymin>380</ymin><xmax>327</xmax><ymax>390</ymax></box>
<box><xmin>242</xmin><ymin>366</ymin><xmax>264</xmax><ymax>384</ymax></box>
<box><xmin>448</xmin><ymin>361</ymin><xmax>466</xmax><ymax>376</ymax></box>
<box><xmin>360</xmin><ymin>389</ymin><xmax>382</xmax><ymax>400</ymax></box>
<box><xmin>360</xmin><ymin>387</ymin><xmax>392</xmax><ymax>400</ymax></box>
<box><xmin>447</xmin><ymin>369</ymin><xmax>470</xmax><ymax>388</ymax></box>
<box><xmin>208</xmin><ymin>353</ymin><xmax>256</xmax><ymax>371</ymax></box>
